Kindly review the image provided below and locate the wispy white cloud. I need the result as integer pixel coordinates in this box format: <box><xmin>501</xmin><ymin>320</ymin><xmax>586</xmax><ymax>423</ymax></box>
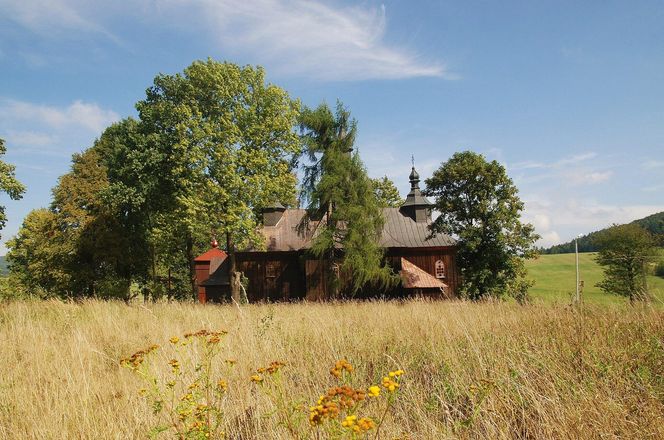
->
<box><xmin>192</xmin><ymin>0</ymin><xmax>446</xmax><ymax>80</ymax></box>
<box><xmin>0</xmin><ymin>99</ymin><xmax>120</xmax><ymax>133</ymax></box>
<box><xmin>508</xmin><ymin>150</ymin><xmax>660</xmax><ymax>246</ymax></box>
<box><xmin>0</xmin><ymin>0</ymin><xmax>117</xmax><ymax>40</ymax></box>
<box><xmin>566</xmin><ymin>170</ymin><xmax>613</xmax><ymax>185</ymax></box>
<box><xmin>522</xmin><ymin>193</ymin><xmax>664</xmax><ymax>246</ymax></box>
<box><xmin>511</xmin><ymin>152</ymin><xmax>597</xmax><ymax>170</ymax></box>
<box><xmin>642</xmin><ymin>183</ymin><xmax>664</xmax><ymax>192</ymax></box>
<box><xmin>642</xmin><ymin>159</ymin><xmax>664</xmax><ymax>169</ymax></box>
<box><xmin>2</xmin><ymin>130</ymin><xmax>55</xmax><ymax>147</ymax></box>
<box><xmin>1</xmin><ymin>0</ymin><xmax>446</xmax><ymax>81</ymax></box>
<box><xmin>0</xmin><ymin>98</ymin><xmax>120</xmax><ymax>158</ymax></box>
<box><xmin>538</xmin><ymin>230</ymin><xmax>561</xmax><ymax>247</ymax></box>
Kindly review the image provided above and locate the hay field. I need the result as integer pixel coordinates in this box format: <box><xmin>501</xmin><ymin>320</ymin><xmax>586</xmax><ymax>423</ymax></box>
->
<box><xmin>0</xmin><ymin>299</ymin><xmax>663</xmax><ymax>439</ymax></box>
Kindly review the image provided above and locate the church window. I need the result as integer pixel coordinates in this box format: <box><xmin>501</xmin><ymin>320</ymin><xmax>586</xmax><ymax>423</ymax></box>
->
<box><xmin>435</xmin><ymin>260</ymin><xmax>446</xmax><ymax>278</ymax></box>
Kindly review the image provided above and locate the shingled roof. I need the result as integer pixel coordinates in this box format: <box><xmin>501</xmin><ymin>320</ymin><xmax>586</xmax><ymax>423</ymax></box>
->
<box><xmin>254</xmin><ymin>207</ymin><xmax>454</xmax><ymax>252</ymax></box>
<box><xmin>399</xmin><ymin>257</ymin><xmax>448</xmax><ymax>289</ymax></box>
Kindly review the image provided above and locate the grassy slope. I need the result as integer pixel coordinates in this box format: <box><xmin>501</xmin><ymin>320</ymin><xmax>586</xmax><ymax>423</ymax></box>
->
<box><xmin>526</xmin><ymin>252</ymin><xmax>664</xmax><ymax>305</ymax></box>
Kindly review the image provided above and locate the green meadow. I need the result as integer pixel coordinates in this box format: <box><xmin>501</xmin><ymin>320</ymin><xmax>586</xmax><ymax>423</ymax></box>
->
<box><xmin>526</xmin><ymin>252</ymin><xmax>664</xmax><ymax>305</ymax></box>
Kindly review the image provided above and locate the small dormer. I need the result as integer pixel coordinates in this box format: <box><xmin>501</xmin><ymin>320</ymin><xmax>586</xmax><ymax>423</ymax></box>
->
<box><xmin>400</xmin><ymin>166</ymin><xmax>432</xmax><ymax>223</ymax></box>
<box><xmin>263</xmin><ymin>202</ymin><xmax>286</xmax><ymax>226</ymax></box>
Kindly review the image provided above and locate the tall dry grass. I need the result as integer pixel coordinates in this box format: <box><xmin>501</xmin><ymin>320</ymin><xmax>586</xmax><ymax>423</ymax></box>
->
<box><xmin>0</xmin><ymin>299</ymin><xmax>662</xmax><ymax>439</ymax></box>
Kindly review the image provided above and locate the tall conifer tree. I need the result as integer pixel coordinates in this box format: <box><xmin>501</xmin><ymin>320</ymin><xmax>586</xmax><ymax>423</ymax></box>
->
<box><xmin>299</xmin><ymin>102</ymin><xmax>396</xmax><ymax>296</ymax></box>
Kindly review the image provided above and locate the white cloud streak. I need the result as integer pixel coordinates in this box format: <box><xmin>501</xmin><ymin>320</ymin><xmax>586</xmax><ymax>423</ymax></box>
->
<box><xmin>0</xmin><ymin>99</ymin><xmax>120</xmax><ymax>133</ymax></box>
<box><xmin>1</xmin><ymin>0</ymin><xmax>446</xmax><ymax>81</ymax></box>
<box><xmin>0</xmin><ymin>0</ymin><xmax>117</xmax><ymax>40</ymax></box>
<box><xmin>0</xmin><ymin>98</ymin><xmax>120</xmax><ymax>158</ymax></box>
<box><xmin>642</xmin><ymin>159</ymin><xmax>664</xmax><ymax>169</ymax></box>
<box><xmin>511</xmin><ymin>152</ymin><xmax>597</xmax><ymax>171</ymax></box>
<box><xmin>193</xmin><ymin>0</ymin><xmax>446</xmax><ymax>80</ymax></box>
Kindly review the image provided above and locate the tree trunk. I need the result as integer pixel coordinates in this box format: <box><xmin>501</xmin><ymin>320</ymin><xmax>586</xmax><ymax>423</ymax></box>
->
<box><xmin>227</xmin><ymin>232</ymin><xmax>241</xmax><ymax>303</ymax></box>
<box><xmin>186</xmin><ymin>233</ymin><xmax>196</xmax><ymax>301</ymax></box>
<box><xmin>325</xmin><ymin>200</ymin><xmax>339</xmax><ymax>299</ymax></box>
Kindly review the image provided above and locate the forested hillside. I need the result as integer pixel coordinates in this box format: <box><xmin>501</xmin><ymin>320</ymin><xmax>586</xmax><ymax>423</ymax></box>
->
<box><xmin>542</xmin><ymin>211</ymin><xmax>664</xmax><ymax>254</ymax></box>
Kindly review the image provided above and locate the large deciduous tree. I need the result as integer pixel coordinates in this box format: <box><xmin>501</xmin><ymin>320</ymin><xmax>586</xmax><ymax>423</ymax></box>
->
<box><xmin>372</xmin><ymin>176</ymin><xmax>403</xmax><ymax>208</ymax></box>
<box><xmin>299</xmin><ymin>102</ymin><xmax>396</xmax><ymax>296</ymax></box>
<box><xmin>0</xmin><ymin>138</ymin><xmax>26</xmax><ymax>238</ymax></box>
<box><xmin>7</xmin><ymin>122</ymin><xmax>151</xmax><ymax>300</ymax></box>
<box><xmin>594</xmin><ymin>223</ymin><xmax>656</xmax><ymax>302</ymax></box>
<box><xmin>424</xmin><ymin>151</ymin><xmax>539</xmax><ymax>302</ymax></box>
<box><xmin>135</xmin><ymin>59</ymin><xmax>301</xmax><ymax>301</ymax></box>
<box><xmin>6</xmin><ymin>209</ymin><xmax>63</xmax><ymax>296</ymax></box>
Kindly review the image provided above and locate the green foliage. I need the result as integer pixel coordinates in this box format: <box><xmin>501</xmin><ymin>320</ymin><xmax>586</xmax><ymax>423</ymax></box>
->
<box><xmin>0</xmin><ymin>274</ymin><xmax>28</xmax><ymax>301</ymax></box>
<box><xmin>424</xmin><ymin>151</ymin><xmax>539</xmax><ymax>301</ymax></box>
<box><xmin>7</xmin><ymin>143</ymin><xmax>136</xmax><ymax>299</ymax></box>
<box><xmin>371</xmin><ymin>176</ymin><xmax>403</xmax><ymax>208</ymax></box>
<box><xmin>53</xmin><ymin>148</ymin><xmax>135</xmax><ymax>298</ymax></box>
<box><xmin>0</xmin><ymin>138</ymin><xmax>26</xmax><ymax>238</ymax></box>
<box><xmin>7</xmin><ymin>60</ymin><xmax>302</xmax><ymax>301</ymax></box>
<box><xmin>299</xmin><ymin>102</ymin><xmax>397</xmax><ymax>295</ymax></box>
<box><xmin>655</xmin><ymin>261</ymin><xmax>664</xmax><ymax>278</ymax></box>
<box><xmin>593</xmin><ymin>223</ymin><xmax>657</xmax><ymax>301</ymax></box>
<box><xmin>6</xmin><ymin>209</ymin><xmax>62</xmax><ymax>297</ymax></box>
<box><xmin>132</xmin><ymin>59</ymin><xmax>301</xmax><ymax>300</ymax></box>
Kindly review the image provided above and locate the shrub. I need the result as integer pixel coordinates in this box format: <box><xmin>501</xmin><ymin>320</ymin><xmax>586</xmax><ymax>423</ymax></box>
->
<box><xmin>655</xmin><ymin>261</ymin><xmax>664</xmax><ymax>278</ymax></box>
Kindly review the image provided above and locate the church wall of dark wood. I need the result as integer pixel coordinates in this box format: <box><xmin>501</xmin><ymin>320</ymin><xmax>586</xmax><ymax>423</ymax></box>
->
<box><xmin>232</xmin><ymin>247</ymin><xmax>457</xmax><ymax>302</ymax></box>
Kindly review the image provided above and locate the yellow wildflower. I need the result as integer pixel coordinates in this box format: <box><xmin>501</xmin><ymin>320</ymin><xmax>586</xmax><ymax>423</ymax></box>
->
<box><xmin>169</xmin><ymin>336</ymin><xmax>179</xmax><ymax>344</ymax></box>
<box><xmin>330</xmin><ymin>358</ymin><xmax>354</xmax><ymax>378</ymax></box>
<box><xmin>368</xmin><ymin>385</ymin><xmax>381</xmax><ymax>397</ymax></box>
<box><xmin>341</xmin><ymin>415</ymin><xmax>357</xmax><ymax>428</ymax></box>
<box><xmin>382</xmin><ymin>376</ymin><xmax>399</xmax><ymax>392</ymax></box>
<box><xmin>358</xmin><ymin>417</ymin><xmax>375</xmax><ymax>432</ymax></box>
<box><xmin>250</xmin><ymin>374</ymin><xmax>263</xmax><ymax>383</ymax></box>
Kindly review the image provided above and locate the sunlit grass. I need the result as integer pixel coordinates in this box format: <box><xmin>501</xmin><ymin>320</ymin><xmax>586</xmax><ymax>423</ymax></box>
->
<box><xmin>1</xmin><ymin>299</ymin><xmax>662</xmax><ymax>439</ymax></box>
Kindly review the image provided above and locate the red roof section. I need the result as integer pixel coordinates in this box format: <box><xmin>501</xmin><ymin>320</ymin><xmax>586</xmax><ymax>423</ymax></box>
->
<box><xmin>399</xmin><ymin>258</ymin><xmax>448</xmax><ymax>289</ymax></box>
<box><xmin>194</xmin><ymin>247</ymin><xmax>228</xmax><ymax>262</ymax></box>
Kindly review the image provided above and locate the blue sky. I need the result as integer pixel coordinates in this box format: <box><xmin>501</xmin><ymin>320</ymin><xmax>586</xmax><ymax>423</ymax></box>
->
<box><xmin>1</xmin><ymin>0</ymin><xmax>663</xmax><ymax>251</ymax></box>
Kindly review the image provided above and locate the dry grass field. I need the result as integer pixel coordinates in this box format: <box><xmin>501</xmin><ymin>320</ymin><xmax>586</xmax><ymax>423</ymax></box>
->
<box><xmin>0</xmin><ymin>299</ymin><xmax>663</xmax><ymax>439</ymax></box>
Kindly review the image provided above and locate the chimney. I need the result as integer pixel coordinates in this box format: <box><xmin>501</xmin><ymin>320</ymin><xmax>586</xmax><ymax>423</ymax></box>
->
<box><xmin>263</xmin><ymin>202</ymin><xmax>286</xmax><ymax>226</ymax></box>
<box><xmin>400</xmin><ymin>165</ymin><xmax>433</xmax><ymax>223</ymax></box>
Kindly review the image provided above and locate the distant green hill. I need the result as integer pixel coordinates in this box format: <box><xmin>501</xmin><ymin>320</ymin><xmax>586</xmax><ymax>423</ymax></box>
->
<box><xmin>542</xmin><ymin>211</ymin><xmax>664</xmax><ymax>254</ymax></box>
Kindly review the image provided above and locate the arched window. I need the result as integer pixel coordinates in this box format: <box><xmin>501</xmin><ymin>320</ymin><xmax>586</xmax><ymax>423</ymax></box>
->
<box><xmin>435</xmin><ymin>260</ymin><xmax>446</xmax><ymax>279</ymax></box>
<box><xmin>266</xmin><ymin>262</ymin><xmax>277</xmax><ymax>278</ymax></box>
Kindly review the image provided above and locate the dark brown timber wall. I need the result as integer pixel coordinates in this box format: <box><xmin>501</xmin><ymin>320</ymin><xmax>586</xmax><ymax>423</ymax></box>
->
<box><xmin>236</xmin><ymin>251</ymin><xmax>305</xmax><ymax>302</ymax></box>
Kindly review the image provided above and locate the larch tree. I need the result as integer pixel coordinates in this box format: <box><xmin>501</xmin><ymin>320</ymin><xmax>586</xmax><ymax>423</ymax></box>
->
<box><xmin>135</xmin><ymin>59</ymin><xmax>301</xmax><ymax>301</ymax></box>
<box><xmin>299</xmin><ymin>102</ymin><xmax>397</xmax><ymax>296</ymax></box>
<box><xmin>0</xmin><ymin>138</ymin><xmax>26</xmax><ymax>238</ymax></box>
<box><xmin>594</xmin><ymin>223</ymin><xmax>656</xmax><ymax>302</ymax></box>
<box><xmin>424</xmin><ymin>151</ymin><xmax>539</xmax><ymax>302</ymax></box>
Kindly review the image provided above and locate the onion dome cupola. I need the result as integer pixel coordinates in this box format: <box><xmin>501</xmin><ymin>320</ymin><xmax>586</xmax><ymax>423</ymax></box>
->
<box><xmin>262</xmin><ymin>201</ymin><xmax>286</xmax><ymax>226</ymax></box>
<box><xmin>400</xmin><ymin>165</ymin><xmax>433</xmax><ymax>223</ymax></box>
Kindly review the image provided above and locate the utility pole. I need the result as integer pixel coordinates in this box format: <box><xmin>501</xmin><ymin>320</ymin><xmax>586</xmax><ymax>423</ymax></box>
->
<box><xmin>575</xmin><ymin>235</ymin><xmax>581</xmax><ymax>303</ymax></box>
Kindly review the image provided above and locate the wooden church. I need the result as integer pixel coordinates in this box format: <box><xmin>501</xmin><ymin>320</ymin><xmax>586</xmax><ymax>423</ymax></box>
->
<box><xmin>194</xmin><ymin>166</ymin><xmax>458</xmax><ymax>303</ymax></box>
